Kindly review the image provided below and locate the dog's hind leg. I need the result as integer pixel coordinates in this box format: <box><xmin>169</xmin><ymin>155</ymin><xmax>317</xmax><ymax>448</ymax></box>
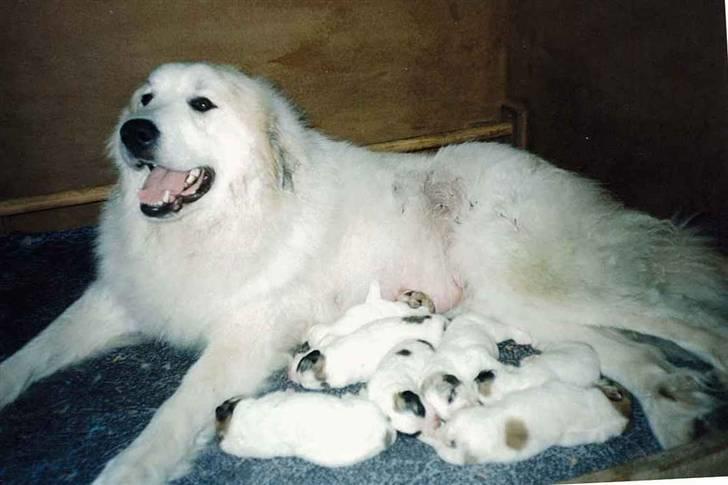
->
<box><xmin>0</xmin><ymin>281</ymin><xmax>139</xmax><ymax>409</ymax></box>
<box><xmin>502</xmin><ymin>317</ymin><xmax>725</xmax><ymax>448</ymax></box>
<box><xmin>93</xmin><ymin>333</ymin><xmax>285</xmax><ymax>485</ymax></box>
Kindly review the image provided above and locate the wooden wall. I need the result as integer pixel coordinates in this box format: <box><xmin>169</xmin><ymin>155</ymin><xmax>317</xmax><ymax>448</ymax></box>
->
<box><xmin>0</xmin><ymin>0</ymin><xmax>509</xmax><ymax>231</ymax></box>
<box><xmin>508</xmin><ymin>1</ymin><xmax>728</xmax><ymax>249</ymax></box>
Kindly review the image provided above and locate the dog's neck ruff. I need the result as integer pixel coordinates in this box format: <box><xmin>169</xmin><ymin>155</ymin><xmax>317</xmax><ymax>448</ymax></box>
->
<box><xmin>138</xmin><ymin>165</ymin><xmax>214</xmax><ymax>218</ymax></box>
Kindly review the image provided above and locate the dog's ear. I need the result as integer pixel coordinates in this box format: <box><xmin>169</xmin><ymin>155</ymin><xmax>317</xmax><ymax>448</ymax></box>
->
<box><xmin>266</xmin><ymin>115</ymin><xmax>295</xmax><ymax>192</ymax></box>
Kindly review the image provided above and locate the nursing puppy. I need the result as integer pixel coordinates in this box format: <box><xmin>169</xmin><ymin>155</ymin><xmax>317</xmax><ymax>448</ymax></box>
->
<box><xmin>291</xmin><ymin>313</ymin><xmax>447</xmax><ymax>389</ymax></box>
<box><xmin>421</xmin><ymin>381</ymin><xmax>629</xmax><ymax>464</ymax></box>
<box><xmin>0</xmin><ymin>62</ymin><xmax>726</xmax><ymax>483</ymax></box>
<box><xmin>304</xmin><ymin>281</ymin><xmax>434</xmax><ymax>348</ymax></box>
<box><xmin>215</xmin><ymin>391</ymin><xmax>395</xmax><ymax>467</ymax></box>
<box><xmin>421</xmin><ymin>312</ymin><xmax>532</xmax><ymax>419</ymax></box>
<box><xmin>366</xmin><ymin>339</ymin><xmax>438</xmax><ymax>435</ymax></box>
<box><xmin>475</xmin><ymin>341</ymin><xmax>602</xmax><ymax>404</ymax></box>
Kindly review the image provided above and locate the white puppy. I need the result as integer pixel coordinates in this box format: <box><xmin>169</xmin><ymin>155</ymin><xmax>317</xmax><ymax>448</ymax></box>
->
<box><xmin>422</xmin><ymin>381</ymin><xmax>628</xmax><ymax>464</ymax></box>
<box><xmin>366</xmin><ymin>339</ymin><xmax>437</xmax><ymax>435</ymax></box>
<box><xmin>476</xmin><ymin>341</ymin><xmax>602</xmax><ymax>404</ymax></box>
<box><xmin>421</xmin><ymin>312</ymin><xmax>531</xmax><ymax>420</ymax></box>
<box><xmin>305</xmin><ymin>282</ymin><xmax>434</xmax><ymax>348</ymax></box>
<box><xmin>291</xmin><ymin>314</ymin><xmax>448</xmax><ymax>389</ymax></box>
<box><xmin>215</xmin><ymin>391</ymin><xmax>395</xmax><ymax>467</ymax></box>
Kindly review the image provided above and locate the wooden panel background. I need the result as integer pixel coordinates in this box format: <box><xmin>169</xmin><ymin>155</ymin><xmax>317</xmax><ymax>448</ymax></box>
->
<box><xmin>0</xmin><ymin>0</ymin><xmax>509</xmax><ymax>231</ymax></box>
<box><xmin>508</xmin><ymin>0</ymin><xmax>728</xmax><ymax>250</ymax></box>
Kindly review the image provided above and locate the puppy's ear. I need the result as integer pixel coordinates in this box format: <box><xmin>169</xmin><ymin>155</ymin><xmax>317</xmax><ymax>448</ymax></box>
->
<box><xmin>266</xmin><ymin>115</ymin><xmax>295</xmax><ymax>192</ymax></box>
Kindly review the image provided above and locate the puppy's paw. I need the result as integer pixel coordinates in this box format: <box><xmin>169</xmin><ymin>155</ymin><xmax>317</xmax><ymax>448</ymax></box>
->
<box><xmin>397</xmin><ymin>290</ymin><xmax>436</xmax><ymax>313</ymax></box>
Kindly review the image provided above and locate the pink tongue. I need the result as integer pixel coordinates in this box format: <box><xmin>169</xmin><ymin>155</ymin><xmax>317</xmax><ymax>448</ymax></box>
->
<box><xmin>138</xmin><ymin>167</ymin><xmax>189</xmax><ymax>205</ymax></box>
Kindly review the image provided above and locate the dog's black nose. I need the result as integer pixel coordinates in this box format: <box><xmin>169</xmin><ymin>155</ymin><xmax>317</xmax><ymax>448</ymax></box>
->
<box><xmin>120</xmin><ymin>118</ymin><xmax>159</xmax><ymax>159</ymax></box>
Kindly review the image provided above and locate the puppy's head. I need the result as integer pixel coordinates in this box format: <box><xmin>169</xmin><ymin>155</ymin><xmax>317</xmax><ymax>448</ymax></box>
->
<box><xmin>215</xmin><ymin>396</ymin><xmax>243</xmax><ymax>440</ymax></box>
<box><xmin>111</xmin><ymin>62</ymin><xmax>298</xmax><ymax>221</ymax></box>
<box><xmin>291</xmin><ymin>349</ymin><xmax>327</xmax><ymax>389</ymax></box>
<box><xmin>421</xmin><ymin>372</ymin><xmax>479</xmax><ymax>421</ymax></box>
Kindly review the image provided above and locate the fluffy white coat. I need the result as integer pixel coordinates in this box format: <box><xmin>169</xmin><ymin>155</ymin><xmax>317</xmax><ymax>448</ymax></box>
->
<box><xmin>291</xmin><ymin>313</ymin><xmax>447</xmax><ymax>389</ymax></box>
<box><xmin>218</xmin><ymin>391</ymin><xmax>394</xmax><ymax>467</ymax></box>
<box><xmin>0</xmin><ymin>62</ymin><xmax>725</xmax><ymax>483</ymax></box>
<box><xmin>422</xmin><ymin>381</ymin><xmax>628</xmax><ymax>464</ymax></box>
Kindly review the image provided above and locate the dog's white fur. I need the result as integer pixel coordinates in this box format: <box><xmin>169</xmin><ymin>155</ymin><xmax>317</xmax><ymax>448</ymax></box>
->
<box><xmin>218</xmin><ymin>391</ymin><xmax>394</xmax><ymax>467</ymax></box>
<box><xmin>421</xmin><ymin>381</ymin><xmax>628</xmax><ymax>464</ymax></box>
<box><xmin>0</xmin><ymin>62</ymin><xmax>726</xmax><ymax>483</ymax></box>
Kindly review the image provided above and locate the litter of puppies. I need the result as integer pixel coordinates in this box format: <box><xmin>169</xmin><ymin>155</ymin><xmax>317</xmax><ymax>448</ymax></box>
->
<box><xmin>217</xmin><ymin>282</ymin><xmax>630</xmax><ymax>466</ymax></box>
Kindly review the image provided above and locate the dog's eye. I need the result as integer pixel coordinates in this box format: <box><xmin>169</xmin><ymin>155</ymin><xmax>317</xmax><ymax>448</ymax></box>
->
<box><xmin>141</xmin><ymin>93</ymin><xmax>154</xmax><ymax>106</ymax></box>
<box><xmin>189</xmin><ymin>97</ymin><xmax>217</xmax><ymax>112</ymax></box>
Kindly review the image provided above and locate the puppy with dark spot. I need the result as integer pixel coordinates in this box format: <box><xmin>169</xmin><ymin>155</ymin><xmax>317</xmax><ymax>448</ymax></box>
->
<box><xmin>420</xmin><ymin>381</ymin><xmax>627</xmax><ymax>464</ymax></box>
<box><xmin>421</xmin><ymin>313</ymin><xmax>525</xmax><ymax>419</ymax></box>
<box><xmin>474</xmin><ymin>341</ymin><xmax>602</xmax><ymax>404</ymax></box>
<box><xmin>367</xmin><ymin>340</ymin><xmax>438</xmax><ymax>435</ymax></box>
<box><xmin>303</xmin><ymin>281</ymin><xmax>434</xmax><ymax>349</ymax></box>
<box><xmin>290</xmin><ymin>314</ymin><xmax>447</xmax><ymax>389</ymax></box>
<box><xmin>217</xmin><ymin>391</ymin><xmax>395</xmax><ymax>467</ymax></box>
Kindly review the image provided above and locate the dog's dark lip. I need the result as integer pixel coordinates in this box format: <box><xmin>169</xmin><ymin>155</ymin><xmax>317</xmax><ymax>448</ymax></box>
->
<box><xmin>139</xmin><ymin>166</ymin><xmax>216</xmax><ymax>219</ymax></box>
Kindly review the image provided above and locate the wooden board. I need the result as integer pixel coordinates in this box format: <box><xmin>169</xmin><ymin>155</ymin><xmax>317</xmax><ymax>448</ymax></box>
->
<box><xmin>0</xmin><ymin>121</ymin><xmax>515</xmax><ymax>232</ymax></box>
<box><xmin>0</xmin><ymin>0</ymin><xmax>509</xmax><ymax>211</ymax></box>
<box><xmin>568</xmin><ymin>430</ymin><xmax>728</xmax><ymax>482</ymax></box>
<box><xmin>508</xmin><ymin>1</ymin><xmax>728</xmax><ymax>247</ymax></box>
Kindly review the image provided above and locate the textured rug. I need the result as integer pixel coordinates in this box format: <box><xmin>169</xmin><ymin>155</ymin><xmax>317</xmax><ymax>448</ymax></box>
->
<box><xmin>0</xmin><ymin>227</ymin><xmax>662</xmax><ymax>484</ymax></box>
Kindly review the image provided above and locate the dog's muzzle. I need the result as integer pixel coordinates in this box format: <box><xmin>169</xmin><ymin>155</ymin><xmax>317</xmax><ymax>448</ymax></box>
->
<box><xmin>119</xmin><ymin>118</ymin><xmax>216</xmax><ymax>218</ymax></box>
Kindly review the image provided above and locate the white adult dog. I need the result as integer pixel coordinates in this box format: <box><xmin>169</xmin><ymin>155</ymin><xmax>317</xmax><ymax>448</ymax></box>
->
<box><xmin>1</xmin><ymin>62</ymin><xmax>726</xmax><ymax>483</ymax></box>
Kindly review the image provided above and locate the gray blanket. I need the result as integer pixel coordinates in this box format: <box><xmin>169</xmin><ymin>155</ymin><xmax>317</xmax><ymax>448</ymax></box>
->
<box><xmin>0</xmin><ymin>228</ymin><xmax>661</xmax><ymax>484</ymax></box>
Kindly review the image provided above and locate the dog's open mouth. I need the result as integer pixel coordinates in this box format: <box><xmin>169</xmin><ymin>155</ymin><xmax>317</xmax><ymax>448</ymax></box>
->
<box><xmin>137</xmin><ymin>163</ymin><xmax>215</xmax><ymax>218</ymax></box>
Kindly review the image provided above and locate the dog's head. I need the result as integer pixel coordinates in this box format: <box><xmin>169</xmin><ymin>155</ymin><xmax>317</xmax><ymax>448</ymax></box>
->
<box><xmin>110</xmin><ymin>62</ymin><xmax>298</xmax><ymax>221</ymax></box>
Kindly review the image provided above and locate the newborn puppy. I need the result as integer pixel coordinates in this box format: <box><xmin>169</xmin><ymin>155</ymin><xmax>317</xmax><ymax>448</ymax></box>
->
<box><xmin>421</xmin><ymin>312</ymin><xmax>532</xmax><ymax>420</ymax></box>
<box><xmin>305</xmin><ymin>281</ymin><xmax>434</xmax><ymax>348</ymax></box>
<box><xmin>421</xmin><ymin>381</ymin><xmax>628</xmax><ymax>464</ymax></box>
<box><xmin>475</xmin><ymin>341</ymin><xmax>601</xmax><ymax>404</ymax></box>
<box><xmin>216</xmin><ymin>391</ymin><xmax>395</xmax><ymax>467</ymax></box>
<box><xmin>366</xmin><ymin>339</ymin><xmax>437</xmax><ymax>435</ymax></box>
<box><xmin>291</xmin><ymin>314</ymin><xmax>448</xmax><ymax>389</ymax></box>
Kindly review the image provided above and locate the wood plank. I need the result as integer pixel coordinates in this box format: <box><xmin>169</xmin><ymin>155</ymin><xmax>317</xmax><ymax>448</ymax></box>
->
<box><xmin>0</xmin><ymin>122</ymin><xmax>513</xmax><ymax>218</ymax></box>
<box><xmin>0</xmin><ymin>1</ymin><xmax>509</xmax><ymax>203</ymax></box>
<box><xmin>566</xmin><ymin>431</ymin><xmax>728</xmax><ymax>482</ymax></box>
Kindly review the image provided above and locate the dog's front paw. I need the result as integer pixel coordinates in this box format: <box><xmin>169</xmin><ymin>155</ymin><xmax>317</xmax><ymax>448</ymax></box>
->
<box><xmin>94</xmin><ymin>455</ymin><xmax>163</xmax><ymax>485</ymax></box>
<box><xmin>93</xmin><ymin>438</ymin><xmax>192</xmax><ymax>485</ymax></box>
<box><xmin>0</xmin><ymin>360</ymin><xmax>28</xmax><ymax>411</ymax></box>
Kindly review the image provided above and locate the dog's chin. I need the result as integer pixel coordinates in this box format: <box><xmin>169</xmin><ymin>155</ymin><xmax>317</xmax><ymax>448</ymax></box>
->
<box><xmin>130</xmin><ymin>161</ymin><xmax>216</xmax><ymax>221</ymax></box>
